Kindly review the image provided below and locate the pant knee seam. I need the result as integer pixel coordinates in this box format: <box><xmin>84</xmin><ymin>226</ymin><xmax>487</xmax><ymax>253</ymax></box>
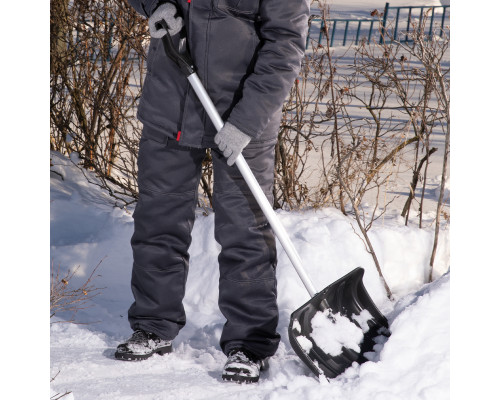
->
<box><xmin>220</xmin><ymin>276</ymin><xmax>276</xmax><ymax>284</ymax></box>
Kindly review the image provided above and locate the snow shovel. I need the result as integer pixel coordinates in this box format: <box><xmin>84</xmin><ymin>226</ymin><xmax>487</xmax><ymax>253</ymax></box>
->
<box><xmin>157</xmin><ymin>21</ymin><xmax>389</xmax><ymax>379</ymax></box>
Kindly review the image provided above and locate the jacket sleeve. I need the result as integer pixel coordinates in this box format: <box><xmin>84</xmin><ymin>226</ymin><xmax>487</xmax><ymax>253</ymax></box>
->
<box><xmin>226</xmin><ymin>0</ymin><xmax>310</xmax><ymax>139</ymax></box>
<box><xmin>127</xmin><ymin>0</ymin><xmax>168</xmax><ymax>17</ymax></box>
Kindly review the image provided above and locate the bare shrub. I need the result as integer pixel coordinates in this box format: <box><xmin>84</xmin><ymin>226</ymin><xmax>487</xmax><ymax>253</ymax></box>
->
<box><xmin>51</xmin><ymin>390</ymin><xmax>73</xmax><ymax>400</ymax></box>
<box><xmin>50</xmin><ymin>260</ymin><xmax>104</xmax><ymax>323</ymax></box>
<box><xmin>50</xmin><ymin>371</ymin><xmax>72</xmax><ymax>399</ymax></box>
<box><xmin>274</xmin><ymin>2</ymin><xmax>450</xmax><ymax>293</ymax></box>
<box><xmin>50</xmin><ymin>0</ymin><xmax>148</xmax><ymax>206</ymax></box>
<box><xmin>372</xmin><ymin>7</ymin><xmax>450</xmax><ymax>281</ymax></box>
<box><xmin>50</xmin><ymin>1</ymin><xmax>449</xmax><ymax>291</ymax></box>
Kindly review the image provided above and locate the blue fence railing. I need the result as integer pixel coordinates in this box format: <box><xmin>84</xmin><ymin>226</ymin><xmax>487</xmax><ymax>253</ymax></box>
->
<box><xmin>307</xmin><ymin>18</ymin><xmax>378</xmax><ymax>48</ymax></box>
<box><xmin>306</xmin><ymin>3</ymin><xmax>450</xmax><ymax>49</ymax></box>
<box><xmin>380</xmin><ymin>2</ymin><xmax>450</xmax><ymax>43</ymax></box>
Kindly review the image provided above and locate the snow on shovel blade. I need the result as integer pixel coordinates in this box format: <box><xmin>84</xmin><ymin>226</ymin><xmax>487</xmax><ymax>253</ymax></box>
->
<box><xmin>288</xmin><ymin>267</ymin><xmax>390</xmax><ymax>379</ymax></box>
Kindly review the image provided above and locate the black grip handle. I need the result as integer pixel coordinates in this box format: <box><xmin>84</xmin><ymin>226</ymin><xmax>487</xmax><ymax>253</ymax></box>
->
<box><xmin>157</xmin><ymin>19</ymin><xmax>195</xmax><ymax>77</ymax></box>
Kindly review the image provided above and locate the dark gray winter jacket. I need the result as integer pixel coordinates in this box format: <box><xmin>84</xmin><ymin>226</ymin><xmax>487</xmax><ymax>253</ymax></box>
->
<box><xmin>128</xmin><ymin>0</ymin><xmax>309</xmax><ymax>148</ymax></box>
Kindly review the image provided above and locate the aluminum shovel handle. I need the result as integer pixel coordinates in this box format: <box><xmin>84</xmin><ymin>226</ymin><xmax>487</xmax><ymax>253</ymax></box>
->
<box><xmin>159</xmin><ymin>25</ymin><xmax>318</xmax><ymax>298</ymax></box>
<box><xmin>187</xmin><ymin>74</ymin><xmax>318</xmax><ymax>298</ymax></box>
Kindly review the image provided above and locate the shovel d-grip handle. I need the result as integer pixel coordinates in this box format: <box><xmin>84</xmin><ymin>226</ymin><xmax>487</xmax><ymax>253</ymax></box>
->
<box><xmin>157</xmin><ymin>23</ymin><xmax>318</xmax><ymax>298</ymax></box>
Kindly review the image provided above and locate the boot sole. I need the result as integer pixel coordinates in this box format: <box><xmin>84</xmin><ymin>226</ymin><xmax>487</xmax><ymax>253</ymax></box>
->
<box><xmin>222</xmin><ymin>374</ymin><xmax>259</xmax><ymax>384</ymax></box>
<box><xmin>114</xmin><ymin>345</ymin><xmax>172</xmax><ymax>361</ymax></box>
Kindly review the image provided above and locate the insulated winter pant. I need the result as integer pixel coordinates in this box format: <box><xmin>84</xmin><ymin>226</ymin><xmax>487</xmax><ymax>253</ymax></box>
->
<box><xmin>128</xmin><ymin>133</ymin><xmax>280</xmax><ymax>359</ymax></box>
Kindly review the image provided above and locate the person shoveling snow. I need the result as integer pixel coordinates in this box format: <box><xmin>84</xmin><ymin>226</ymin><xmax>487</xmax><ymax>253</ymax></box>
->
<box><xmin>115</xmin><ymin>0</ymin><xmax>310</xmax><ymax>384</ymax></box>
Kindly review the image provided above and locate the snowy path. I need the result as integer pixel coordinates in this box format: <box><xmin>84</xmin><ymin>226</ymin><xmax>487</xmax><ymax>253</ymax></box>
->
<box><xmin>51</xmin><ymin>271</ymin><xmax>450</xmax><ymax>400</ymax></box>
<box><xmin>50</xmin><ymin>147</ymin><xmax>449</xmax><ymax>399</ymax></box>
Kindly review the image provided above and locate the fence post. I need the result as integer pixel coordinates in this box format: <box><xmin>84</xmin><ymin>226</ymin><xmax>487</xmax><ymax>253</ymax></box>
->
<box><xmin>418</xmin><ymin>7</ymin><xmax>424</xmax><ymax>32</ymax></box>
<box><xmin>318</xmin><ymin>18</ymin><xmax>324</xmax><ymax>46</ymax></box>
<box><xmin>368</xmin><ymin>20</ymin><xmax>375</xmax><ymax>42</ymax></box>
<box><xmin>331</xmin><ymin>20</ymin><xmax>337</xmax><ymax>44</ymax></box>
<box><xmin>429</xmin><ymin>6</ymin><xmax>436</xmax><ymax>36</ymax></box>
<box><xmin>440</xmin><ymin>6</ymin><xmax>448</xmax><ymax>38</ymax></box>
<box><xmin>379</xmin><ymin>2</ymin><xmax>390</xmax><ymax>44</ymax></box>
<box><xmin>343</xmin><ymin>20</ymin><xmax>349</xmax><ymax>46</ymax></box>
<box><xmin>355</xmin><ymin>21</ymin><xmax>362</xmax><ymax>45</ymax></box>
<box><xmin>394</xmin><ymin>7</ymin><xmax>400</xmax><ymax>40</ymax></box>
<box><xmin>405</xmin><ymin>6</ymin><xmax>413</xmax><ymax>42</ymax></box>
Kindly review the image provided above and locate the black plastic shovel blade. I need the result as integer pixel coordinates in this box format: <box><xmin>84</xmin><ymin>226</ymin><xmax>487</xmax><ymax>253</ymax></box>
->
<box><xmin>288</xmin><ymin>267</ymin><xmax>389</xmax><ymax>379</ymax></box>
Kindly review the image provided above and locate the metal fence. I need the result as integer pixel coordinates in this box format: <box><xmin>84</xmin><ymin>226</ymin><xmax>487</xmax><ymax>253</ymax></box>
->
<box><xmin>306</xmin><ymin>2</ymin><xmax>450</xmax><ymax>49</ymax></box>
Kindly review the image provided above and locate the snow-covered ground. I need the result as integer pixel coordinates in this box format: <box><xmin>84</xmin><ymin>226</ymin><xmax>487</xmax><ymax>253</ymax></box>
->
<box><xmin>49</xmin><ymin>140</ymin><xmax>450</xmax><ymax>400</ymax></box>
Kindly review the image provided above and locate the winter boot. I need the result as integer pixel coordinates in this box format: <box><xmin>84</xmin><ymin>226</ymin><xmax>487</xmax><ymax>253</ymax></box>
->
<box><xmin>221</xmin><ymin>349</ymin><xmax>269</xmax><ymax>383</ymax></box>
<box><xmin>115</xmin><ymin>329</ymin><xmax>172</xmax><ymax>361</ymax></box>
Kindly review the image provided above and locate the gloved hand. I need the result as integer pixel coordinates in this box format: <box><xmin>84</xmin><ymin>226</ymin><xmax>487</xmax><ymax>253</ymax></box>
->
<box><xmin>214</xmin><ymin>122</ymin><xmax>252</xmax><ymax>166</ymax></box>
<box><xmin>148</xmin><ymin>2</ymin><xmax>184</xmax><ymax>39</ymax></box>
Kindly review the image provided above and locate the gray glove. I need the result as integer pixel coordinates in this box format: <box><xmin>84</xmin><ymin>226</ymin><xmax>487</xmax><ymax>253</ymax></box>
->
<box><xmin>148</xmin><ymin>3</ymin><xmax>184</xmax><ymax>39</ymax></box>
<box><xmin>214</xmin><ymin>122</ymin><xmax>252</xmax><ymax>166</ymax></box>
